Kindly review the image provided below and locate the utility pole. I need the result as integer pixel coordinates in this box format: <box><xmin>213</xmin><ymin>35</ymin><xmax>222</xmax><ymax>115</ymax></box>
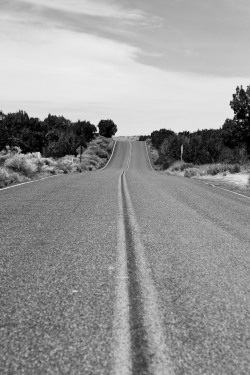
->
<box><xmin>181</xmin><ymin>144</ymin><xmax>183</xmax><ymax>162</ymax></box>
<box><xmin>80</xmin><ymin>144</ymin><xmax>82</xmax><ymax>163</ymax></box>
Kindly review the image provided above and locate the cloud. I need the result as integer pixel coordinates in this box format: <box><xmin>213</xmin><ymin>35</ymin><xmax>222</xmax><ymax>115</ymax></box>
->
<box><xmin>1</xmin><ymin>0</ymin><xmax>250</xmax><ymax>78</ymax></box>
<box><xmin>0</xmin><ymin>0</ymin><xmax>163</xmax><ymax>56</ymax></box>
<box><xmin>36</xmin><ymin>0</ymin><xmax>146</xmax><ymax>20</ymax></box>
<box><xmin>1</xmin><ymin>0</ymin><xmax>250</xmax><ymax>136</ymax></box>
<box><xmin>0</xmin><ymin>0</ymin><xmax>155</xmax><ymax>24</ymax></box>
<box><xmin>0</xmin><ymin>16</ymin><xmax>244</xmax><ymax>135</ymax></box>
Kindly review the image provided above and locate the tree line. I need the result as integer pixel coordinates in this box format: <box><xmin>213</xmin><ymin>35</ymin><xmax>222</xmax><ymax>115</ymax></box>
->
<box><xmin>0</xmin><ymin>112</ymin><xmax>117</xmax><ymax>157</ymax></box>
<box><xmin>139</xmin><ymin>85</ymin><xmax>250</xmax><ymax>166</ymax></box>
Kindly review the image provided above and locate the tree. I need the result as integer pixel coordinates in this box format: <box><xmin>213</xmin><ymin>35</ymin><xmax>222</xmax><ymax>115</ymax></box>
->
<box><xmin>230</xmin><ymin>85</ymin><xmax>250</xmax><ymax>122</ymax></box>
<box><xmin>222</xmin><ymin>119</ymin><xmax>242</xmax><ymax>148</ymax></box>
<box><xmin>0</xmin><ymin>110</ymin><xmax>30</xmax><ymax>150</ymax></box>
<box><xmin>98</xmin><ymin>119</ymin><xmax>117</xmax><ymax>138</ymax></box>
<box><xmin>222</xmin><ymin>85</ymin><xmax>250</xmax><ymax>156</ymax></box>
<box><xmin>160</xmin><ymin>133</ymin><xmax>180</xmax><ymax>161</ymax></box>
<box><xmin>138</xmin><ymin>135</ymin><xmax>150</xmax><ymax>141</ymax></box>
<box><xmin>73</xmin><ymin>120</ymin><xmax>97</xmax><ymax>146</ymax></box>
<box><xmin>151</xmin><ymin>129</ymin><xmax>175</xmax><ymax>149</ymax></box>
<box><xmin>21</xmin><ymin>117</ymin><xmax>44</xmax><ymax>152</ymax></box>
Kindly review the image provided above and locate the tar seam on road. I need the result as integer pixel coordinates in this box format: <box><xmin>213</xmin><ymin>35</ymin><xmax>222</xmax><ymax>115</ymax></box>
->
<box><xmin>112</xmin><ymin>172</ymin><xmax>132</xmax><ymax>375</ymax></box>
<box><xmin>112</xmin><ymin>146</ymin><xmax>173</xmax><ymax>374</ymax></box>
<box><xmin>124</xmin><ymin>141</ymin><xmax>132</xmax><ymax>172</ymax></box>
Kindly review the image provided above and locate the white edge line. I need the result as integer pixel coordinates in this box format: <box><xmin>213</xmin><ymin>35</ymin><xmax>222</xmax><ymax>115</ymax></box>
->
<box><xmin>0</xmin><ymin>140</ymin><xmax>117</xmax><ymax>192</ymax></box>
<box><xmin>144</xmin><ymin>142</ymin><xmax>249</xmax><ymax>200</ymax></box>
<box><xmin>0</xmin><ymin>173</ymin><xmax>64</xmax><ymax>192</ymax></box>
<box><xmin>200</xmin><ymin>180</ymin><xmax>250</xmax><ymax>200</ymax></box>
<box><xmin>144</xmin><ymin>141</ymin><xmax>155</xmax><ymax>172</ymax></box>
<box><xmin>98</xmin><ymin>140</ymin><xmax>117</xmax><ymax>171</ymax></box>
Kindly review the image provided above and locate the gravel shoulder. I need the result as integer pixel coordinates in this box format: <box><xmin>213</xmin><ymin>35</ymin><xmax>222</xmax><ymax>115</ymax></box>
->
<box><xmin>145</xmin><ymin>140</ymin><xmax>250</xmax><ymax>197</ymax></box>
<box><xmin>169</xmin><ymin>171</ymin><xmax>250</xmax><ymax>197</ymax></box>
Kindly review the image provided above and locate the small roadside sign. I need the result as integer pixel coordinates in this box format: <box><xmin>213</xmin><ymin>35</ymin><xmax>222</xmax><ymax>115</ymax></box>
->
<box><xmin>76</xmin><ymin>145</ymin><xmax>84</xmax><ymax>155</ymax></box>
<box><xmin>77</xmin><ymin>145</ymin><xmax>84</xmax><ymax>163</ymax></box>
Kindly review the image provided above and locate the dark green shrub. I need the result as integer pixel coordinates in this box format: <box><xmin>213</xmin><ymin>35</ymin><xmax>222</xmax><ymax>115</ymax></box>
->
<box><xmin>139</xmin><ymin>135</ymin><xmax>150</xmax><ymax>141</ymax></box>
<box><xmin>207</xmin><ymin>165</ymin><xmax>221</xmax><ymax>175</ymax></box>
<box><xmin>163</xmin><ymin>161</ymin><xmax>171</xmax><ymax>170</ymax></box>
<box><xmin>180</xmin><ymin>163</ymin><xmax>194</xmax><ymax>171</ymax></box>
<box><xmin>5</xmin><ymin>155</ymin><xmax>37</xmax><ymax>177</ymax></box>
<box><xmin>228</xmin><ymin>164</ymin><xmax>241</xmax><ymax>173</ymax></box>
<box><xmin>184</xmin><ymin>168</ymin><xmax>199</xmax><ymax>178</ymax></box>
<box><xmin>154</xmin><ymin>154</ymin><xmax>166</xmax><ymax>165</ymax></box>
<box><xmin>171</xmin><ymin>165</ymin><xmax>180</xmax><ymax>172</ymax></box>
<box><xmin>56</xmin><ymin>160</ymin><xmax>73</xmax><ymax>174</ymax></box>
<box><xmin>94</xmin><ymin>148</ymin><xmax>109</xmax><ymax>158</ymax></box>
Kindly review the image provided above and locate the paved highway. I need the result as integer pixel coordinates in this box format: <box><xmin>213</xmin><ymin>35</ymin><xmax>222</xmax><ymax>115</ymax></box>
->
<box><xmin>1</xmin><ymin>141</ymin><xmax>250</xmax><ymax>374</ymax></box>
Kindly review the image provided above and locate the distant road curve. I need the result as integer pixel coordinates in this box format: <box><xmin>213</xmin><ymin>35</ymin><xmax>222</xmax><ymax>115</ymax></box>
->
<box><xmin>1</xmin><ymin>141</ymin><xmax>250</xmax><ymax>374</ymax></box>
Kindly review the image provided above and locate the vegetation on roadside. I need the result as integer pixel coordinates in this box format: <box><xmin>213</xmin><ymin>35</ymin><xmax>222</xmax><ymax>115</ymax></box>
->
<box><xmin>0</xmin><ymin>109</ymin><xmax>117</xmax><ymax>188</ymax></box>
<box><xmin>0</xmin><ymin>110</ymin><xmax>117</xmax><ymax>158</ymax></box>
<box><xmin>98</xmin><ymin>119</ymin><xmax>117</xmax><ymax>138</ymax></box>
<box><xmin>0</xmin><ymin>136</ymin><xmax>115</xmax><ymax>189</ymax></box>
<box><xmin>145</xmin><ymin>85</ymin><xmax>250</xmax><ymax>174</ymax></box>
<box><xmin>166</xmin><ymin>161</ymin><xmax>243</xmax><ymax>177</ymax></box>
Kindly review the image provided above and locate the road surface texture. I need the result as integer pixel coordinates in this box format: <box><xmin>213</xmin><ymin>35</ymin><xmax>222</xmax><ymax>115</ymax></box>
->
<box><xmin>1</xmin><ymin>141</ymin><xmax>250</xmax><ymax>374</ymax></box>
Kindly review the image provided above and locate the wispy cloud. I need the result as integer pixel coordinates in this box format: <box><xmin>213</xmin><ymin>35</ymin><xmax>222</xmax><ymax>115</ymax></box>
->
<box><xmin>1</xmin><ymin>0</ymin><xmax>250</xmax><ymax>77</ymax></box>
<box><xmin>34</xmin><ymin>0</ymin><xmax>146</xmax><ymax>20</ymax></box>
<box><xmin>0</xmin><ymin>0</ymin><xmax>159</xmax><ymax>26</ymax></box>
<box><xmin>0</xmin><ymin>0</ymin><xmax>249</xmax><ymax>135</ymax></box>
<box><xmin>0</xmin><ymin>0</ymin><xmax>163</xmax><ymax>55</ymax></box>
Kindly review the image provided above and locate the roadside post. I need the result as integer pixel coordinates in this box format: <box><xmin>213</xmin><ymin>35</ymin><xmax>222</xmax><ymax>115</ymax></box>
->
<box><xmin>80</xmin><ymin>145</ymin><xmax>82</xmax><ymax>163</ymax></box>
<box><xmin>76</xmin><ymin>145</ymin><xmax>83</xmax><ymax>163</ymax></box>
<box><xmin>181</xmin><ymin>144</ymin><xmax>183</xmax><ymax>162</ymax></box>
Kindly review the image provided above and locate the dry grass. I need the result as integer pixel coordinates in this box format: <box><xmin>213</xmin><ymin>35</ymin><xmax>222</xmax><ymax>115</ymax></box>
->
<box><xmin>145</xmin><ymin>140</ymin><xmax>160</xmax><ymax>169</ymax></box>
<box><xmin>0</xmin><ymin>136</ymin><xmax>115</xmax><ymax>188</ymax></box>
<box><xmin>145</xmin><ymin>142</ymin><xmax>250</xmax><ymax>195</ymax></box>
<box><xmin>167</xmin><ymin>161</ymin><xmax>250</xmax><ymax>195</ymax></box>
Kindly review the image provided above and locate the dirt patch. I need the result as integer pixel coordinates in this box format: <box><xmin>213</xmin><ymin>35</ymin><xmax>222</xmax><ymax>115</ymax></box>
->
<box><xmin>196</xmin><ymin>172</ymin><xmax>250</xmax><ymax>197</ymax></box>
<box><xmin>199</xmin><ymin>172</ymin><xmax>248</xmax><ymax>186</ymax></box>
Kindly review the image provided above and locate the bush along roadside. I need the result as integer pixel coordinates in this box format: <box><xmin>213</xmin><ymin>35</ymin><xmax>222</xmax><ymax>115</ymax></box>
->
<box><xmin>145</xmin><ymin>141</ymin><xmax>250</xmax><ymax>192</ymax></box>
<box><xmin>0</xmin><ymin>136</ymin><xmax>114</xmax><ymax>189</ymax></box>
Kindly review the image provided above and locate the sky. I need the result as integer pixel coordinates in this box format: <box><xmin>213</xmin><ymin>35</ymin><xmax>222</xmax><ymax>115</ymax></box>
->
<box><xmin>0</xmin><ymin>0</ymin><xmax>250</xmax><ymax>135</ymax></box>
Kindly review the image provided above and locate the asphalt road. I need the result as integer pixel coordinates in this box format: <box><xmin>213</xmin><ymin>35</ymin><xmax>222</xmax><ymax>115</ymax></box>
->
<box><xmin>1</xmin><ymin>141</ymin><xmax>250</xmax><ymax>374</ymax></box>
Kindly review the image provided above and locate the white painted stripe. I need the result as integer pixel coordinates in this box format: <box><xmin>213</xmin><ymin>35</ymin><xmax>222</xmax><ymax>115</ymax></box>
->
<box><xmin>112</xmin><ymin>174</ymin><xmax>132</xmax><ymax>375</ymax></box>
<box><xmin>0</xmin><ymin>173</ymin><xmax>63</xmax><ymax>192</ymax></box>
<box><xmin>145</xmin><ymin>141</ymin><xmax>155</xmax><ymax>172</ymax></box>
<box><xmin>200</xmin><ymin>181</ymin><xmax>250</xmax><ymax>200</ymax></box>
<box><xmin>0</xmin><ymin>140</ymin><xmax>117</xmax><ymax>192</ymax></box>
<box><xmin>98</xmin><ymin>140</ymin><xmax>117</xmax><ymax>171</ymax></box>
